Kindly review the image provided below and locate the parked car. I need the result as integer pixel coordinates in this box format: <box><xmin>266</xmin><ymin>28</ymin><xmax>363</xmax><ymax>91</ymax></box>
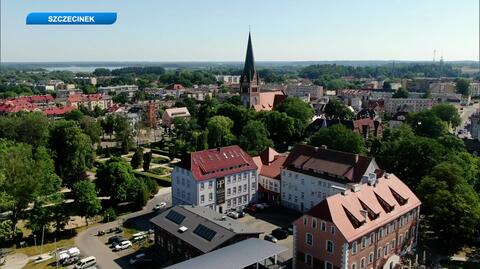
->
<box><xmin>129</xmin><ymin>253</ymin><xmax>146</xmax><ymax>264</ymax></box>
<box><xmin>245</xmin><ymin>204</ymin><xmax>257</xmax><ymax>213</ymax></box>
<box><xmin>132</xmin><ymin>231</ymin><xmax>147</xmax><ymax>238</ymax></box>
<box><xmin>96</xmin><ymin>230</ymin><xmax>105</xmax><ymax>236</ymax></box>
<box><xmin>115</xmin><ymin>240</ymin><xmax>132</xmax><ymax>251</ymax></box>
<box><xmin>153</xmin><ymin>202</ymin><xmax>167</xmax><ymax>211</ymax></box>
<box><xmin>227</xmin><ymin>211</ymin><xmax>239</xmax><ymax>219</ymax></box>
<box><xmin>264</xmin><ymin>234</ymin><xmax>278</xmax><ymax>243</ymax></box>
<box><xmin>132</xmin><ymin>235</ymin><xmax>147</xmax><ymax>243</ymax></box>
<box><xmin>284</xmin><ymin>225</ymin><xmax>294</xmax><ymax>235</ymax></box>
<box><xmin>271</xmin><ymin>228</ymin><xmax>289</xmax><ymax>240</ymax></box>
<box><xmin>107</xmin><ymin>235</ymin><xmax>124</xmax><ymax>245</ymax></box>
<box><xmin>74</xmin><ymin>256</ymin><xmax>96</xmax><ymax>269</ymax></box>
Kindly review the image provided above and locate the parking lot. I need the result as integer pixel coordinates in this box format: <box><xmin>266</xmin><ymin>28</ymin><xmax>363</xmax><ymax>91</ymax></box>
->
<box><xmin>237</xmin><ymin>206</ymin><xmax>302</xmax><ymax>263</ymax></box>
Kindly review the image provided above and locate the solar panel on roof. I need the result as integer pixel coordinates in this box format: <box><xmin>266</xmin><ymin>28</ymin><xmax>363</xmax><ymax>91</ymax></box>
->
<box><xmin>193</xmin><ymin>224</ymin><xmax>217</xmax><ymax>241</ymax></box>
<box><xmin>165</xmin><ymin>210</ymin><xmax>186</xmax><ymax>225</ymax></box>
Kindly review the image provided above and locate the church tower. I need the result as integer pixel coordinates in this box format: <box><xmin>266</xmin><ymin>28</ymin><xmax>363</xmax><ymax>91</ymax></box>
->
<box><xmin>240</xmin><ymin>32</ymin><xmax>260</xmax><ymax>108</ymax></box>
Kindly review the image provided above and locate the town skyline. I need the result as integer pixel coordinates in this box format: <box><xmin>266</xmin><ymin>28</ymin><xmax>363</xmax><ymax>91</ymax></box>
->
<box><xmin>1</xmin><ymin>0</ymin><xmax>479</xmax><ymax>62</ymax></box>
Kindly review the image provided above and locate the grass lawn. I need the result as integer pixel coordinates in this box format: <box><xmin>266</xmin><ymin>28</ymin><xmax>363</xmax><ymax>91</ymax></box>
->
<box><xmin>133</xmin><ymin>171</ymin><xmax>171</xmax><ymax>186</ymax></box>
<box><xmin>148</xmin><ymin>167</ymin><xmax>168</xmax><ymax>175</ymax></box>
<box><xmin>440</xmin><ymin>259</ymin><xmax>480</xmax><ymax>269</ymax></box>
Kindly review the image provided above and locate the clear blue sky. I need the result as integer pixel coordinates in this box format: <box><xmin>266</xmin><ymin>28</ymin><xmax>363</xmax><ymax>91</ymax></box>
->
<box><xmin>1</xmin><ymin>0</ymin><xmax>478</xmax><ymax>62</ymax></box>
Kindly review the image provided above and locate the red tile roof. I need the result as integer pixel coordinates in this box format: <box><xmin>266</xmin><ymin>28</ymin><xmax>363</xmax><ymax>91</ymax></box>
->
<box><xmin>43</xmin><ymin>106</ymin><xmax>75</xmax><ymax>116</ymax></box>
<box><xmin>253</xmin><ymin>147</ymin><xmax>287</xmax><ymax>180</ymax></box>
<box><xmin>181</xmin><ymin>145</ymin><xmax>258</xmax><ymax>181</ymax></box>
<box><xmin>0</xmin><ymin>101</ymin><xmax>38</xmax><ymax>113</ymax></box>
<box><xmin>252</xmin><ymin>91</ymin><xmax>286</xmax><ymax>111</ymax></box>
<box><xmin>284</xmin><ymin>144</ymin><xmax>375</xmax><ymax>183</ymax></box>
<box><xmin>301</xmin><ymin>173</ymin><xmax>421</xmax><ymax>242</ymax></box>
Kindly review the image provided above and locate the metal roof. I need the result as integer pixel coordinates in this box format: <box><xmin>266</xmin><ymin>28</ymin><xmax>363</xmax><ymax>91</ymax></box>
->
<box><xmin>164</xmin><ymin>238</ymin><xmax>288</xmax><ymax>269</ymax></box>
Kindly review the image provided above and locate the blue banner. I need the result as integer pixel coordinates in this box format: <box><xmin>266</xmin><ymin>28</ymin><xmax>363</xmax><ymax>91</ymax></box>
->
<box><xmin>26</xmin><ymin>12</ymin><xmax>117</xmax><ymax>25</ymax></box>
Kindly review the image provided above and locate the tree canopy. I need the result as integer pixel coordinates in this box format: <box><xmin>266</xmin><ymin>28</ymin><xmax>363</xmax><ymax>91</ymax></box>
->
<box><xmin>324</xmin><ymin>98</ymin><xmax>355</xmax><ymax>120</ymax></box>
<box><xmin>309</xmin><ymin>124</ymin><xmax>365</xmax><ymax>154</ymax></box>
<box><xmin>238</xmin><ymin>120</ymin><xmax>273</xmax><ymax>155</ymax></box>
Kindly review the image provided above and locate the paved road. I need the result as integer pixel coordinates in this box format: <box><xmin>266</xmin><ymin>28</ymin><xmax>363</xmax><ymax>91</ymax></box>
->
<box><xmin>455</xmin><ymin>103</ymin><xmax>479</xmax><ymax>138</ymax></box>
<box><xmin>75</xmin><ymin>188</ymin><xmax>171</xmax><ymax>269</ymax></box>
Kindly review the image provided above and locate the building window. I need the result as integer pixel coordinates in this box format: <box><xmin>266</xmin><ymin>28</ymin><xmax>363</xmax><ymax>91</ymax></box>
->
<box><xmin>312</xmin><ymin>218</ymin><xmax>317</xmax><ymax>229</ymax></box>
<box><xmin>238</xmin><ymin>185</ymin><xmax>242</xmax><ymax>193</ymax></box>
<box><xmin>227</xmin><ymin>200</ymin><xmax>231</xmax><ymax>207</ymax></box>
<box><xmin>325</xmin><ymin>262</ymin><xmax>333</xmax><ymax>269</ymax></box>
<box><xmin>360</xmin><ymin>257</ymin><xmax>365</xmax><ymax>269</ymax></box>
<box><xmin>233</xmin><ymin>187</ymin><xmax>236</xmax><ymax>195</ymax></box>
<box><xmin>200</xmin><ymin>182</ymin><xmax>204</xmax><ymax>190</ymax></box>
<box><xmin>306</xmin><ymin>233</ymin><xmax>313</xmax><ymax>245</ymax></box>
<box><xmin>351</xmin><ymin>263</ymin><xmax>356</xmax><ymax>269</ymax></box>
<box><xmin>330</xmin><ymin>226</ymin><xmax>336</xmax><ymax>235</ymax></box>
<box><xmin>321</xmin><ymin>221</ymin><xmax>326</xmax><ymax>231</ymax></box>
<box><xmin>303</xmin><ymin>216</ymin><xmax>308</xmax><ymax>226</ymax></box>
<box><xmin>209</xmin><ymin>193</ymin><xmax>213</xmax><ymax>201</ymax></box>
<box><xmin>377</xmin><ymin>248</ymin><xmax>381</xmax><ymax>259</ymax></box>
<box><xmin>227</xmin><ymin>188</ymin><xmax>231</xmax><ymax>196</ymax></box>
<box><xmin>305</xmin><ymin>253</ymin><xmax>313</xmax><ymax>266</ymax></box>
<box><xmin>392</xmin><ymin>239</ymin><xmax>396</xmax><ymax>249</ymax></box>
<box><xmin>251</xmin><ymin>182</ymin><xmax>256</xmax><ymax>190</ymax></box>
<box><xmin>361</xmin><ymin>236</ymin><xmax>367</xmax><ymax>249</ymax></box>
<box><xmin>352</xmin><ymin>241</ymin><xmax>358</xmax><ymax>254</ymax></box>
<box><xmin>370</xmin><ymin>232</ymin><xmax>375</xmax><ymax>244</ymax></box>
<box><xmin>227</xmin><ymin>177</ymin><xmax>231</xmax><ymax>184</ymax></box>
<box><xmin>368</xmin><ymin>252</ymin><xmax>374</xmax><ymax>264</ymax></box>
<box><xmin>383</xmin><ymin>245</ymin><xmax>388</xmax><ymax>256</ymax></box>
<box><xmin>326</xmin><ymin>240</ymin><xmax>334</xmax><ymax>253</ymax></box>
<box><xmin>200</xmin><ymin>195</ymin><xmax>204</xmax><ymax>203</ymax></box>
<box><xmin>244</xmin><ymin>184</ymin><xmax>247</xmax><ymax>192</ymax></box>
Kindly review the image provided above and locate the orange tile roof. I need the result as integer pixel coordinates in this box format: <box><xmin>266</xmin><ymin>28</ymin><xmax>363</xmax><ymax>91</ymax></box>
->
<box><xmin>304</xmin><ymin>174</ymin><xmax>421</xmax><ymax>242</ymax></box>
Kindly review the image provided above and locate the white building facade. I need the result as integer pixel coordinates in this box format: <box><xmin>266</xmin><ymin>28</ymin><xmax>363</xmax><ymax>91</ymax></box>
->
<box><xmin>280</xmin><ymin>144</ymin><xmax>379</xmax><ymax>212</ymax></box>
<box><xmin>172</xmin><ymin>145</ymin><xmax>258</xmax><ymax>214</ymax></box>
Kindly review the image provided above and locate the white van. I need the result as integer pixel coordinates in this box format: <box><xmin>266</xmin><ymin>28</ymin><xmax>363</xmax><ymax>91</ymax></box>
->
<box><xmin>74</xmin><ymin>256</ymin><xmax>96</xmax><ymax>269</ymax></box>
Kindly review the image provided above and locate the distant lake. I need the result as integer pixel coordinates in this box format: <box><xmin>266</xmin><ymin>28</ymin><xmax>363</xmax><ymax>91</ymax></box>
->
<box><xmin>44</xmin><ymin>66</ymin><xmax>124</xmax><ymax>72</ymax></box>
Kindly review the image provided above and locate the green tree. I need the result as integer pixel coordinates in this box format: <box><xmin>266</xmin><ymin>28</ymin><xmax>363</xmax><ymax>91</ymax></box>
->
<box><xmin>81</xmin><ymin>85</ymin><xmax>97</xmax><ymax>94</ymax></box>
<box><xmin>113</xmin><ymin>92</ymin><xmax>129</xmax><ymax>104</ymax></box>
<box><xmin>79</xmin><ymin>116</ymin><xmax>102</xmax><ymax>145</ymax></box>
<box><xmin>72</xmin><ymin>181</ymin><xmax>101</xmax><ymax>226</ymax></box>
<box><xmin>276</xmin><ymin>97</ymin><xmax>314</xmax><ymax>128</ymax></box>
<box><xmin>406</xmin><ymin>110</ymin><xmax>448</xmax><ymax>138</ymax></box>
<box><xmin>0</xmin><ymin>112</ymin><xmax>50</xmax><ymax>150</ymax></box>
<box><xmin>101</xmin><ymin>114</ymin><xmax>116</xmax><ymax>137</ymax></box>
<box><xmin>96</xmin><ymin>158</ymin><xmax>145</xmax><ymax>205</ymax></box>
<box><xmin>27</xmin><ymin>202</ymin><xmax>51</xmax><ymax>235</ymax></box>
<box><xmin>257</xmin><ymin>111</ymin><xmax>297</xmax><ymax>149</ymax></box>
<box><xmin>417</xmin><ymin>162</ymin><xmax>480</xmax><ymax>250</ymax></box>
<box><xmin>93</xmin><ymin>68</ymin><xmax>111</xmax><ymax>76</ymax></box>
<box><xmin>238</xmin><ymin>120</ymin><xmax>273</xmax><ymax>155</ymax></box>
<box><xmin>114</xmin><ymin>116</ymin><xmax>133</xmax><ymax>154</ymax></box>
<box><xmin>309</xmin><ymin>124</ymin><xmax>365</xmax><ymax>154</ymax></box>
<box><xmin>197</xmin><ymin>97</ymin><xmax>219</xmax><ymax>128</ymax></box>
<box><xmin>206</xmin><ymin>116</ymin><xmax>235</xmax><ymax>148</ymax></box>
<box><xmin>0</xmin><ymin>141</ymin><xmax>60</xmax><ymax>238</ymax></box>
<box><xmin>431</xmin><ymin>103</ymin><xmax>461</xmax><ymax>128</ymax></box>
<box><xmin>64</xmin><ymin>109</ymin><xmax>84</xmax><ymax>121</ymax></box>
<box><xmin>49</xmin><ymin>120</ymin><xmax>93</xmax><ymax>187</ymax></box>
<box><xmin>383</xmin><ymin>81</ymin><xmax>392</xmax><ymax>91</ymax></box>
<box><xmin>455</xmin><ymin>78</ymin><xmax>471</xmax><ymax>96</ymax></box>
<box><xmin>216</xmin><ymin>103</ymin><xmax>250</xmax><ymax>135</ymax></box>
<box><xmin>392</xmin><ymin>87</ymin><xmax>409</xmax><ymax>98</ymax></box>
<box><xmin>324</xmin><ymin>99</ymin><xmax>355</xmax><ymax>120</ymax></box>
<box><xmin>143</xmin><ymin>152</ymin><xmax>152</xmax><ymax>171</ymax></box>
<box><xmin>131</xmin><ymin>147</ymin><xmax>143</xmax><ymax>169</ymax></box>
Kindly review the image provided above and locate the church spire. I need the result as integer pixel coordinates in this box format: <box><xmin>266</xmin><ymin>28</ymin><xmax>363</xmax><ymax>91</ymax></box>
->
<box><xmin>241</xmin><ymin>32</ymin><xmax>257</xmax><ymax>83</ymax></box>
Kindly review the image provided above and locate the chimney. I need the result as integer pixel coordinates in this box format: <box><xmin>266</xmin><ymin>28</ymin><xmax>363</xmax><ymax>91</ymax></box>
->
<box><xmin>360</xmin><ymin>209</ymin><xmax>368</xmax><ymax>221</ymax></box>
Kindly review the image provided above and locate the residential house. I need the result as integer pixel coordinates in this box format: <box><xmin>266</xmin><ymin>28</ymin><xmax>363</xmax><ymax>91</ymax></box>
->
<box><xmin>281</xmin><ymin>144</ymin><xmax>380</xmax><ymax>212</ymax></box>
<box><xmin>172</xmin><ymin>145</ymin><xmax>258</xmax><ymax>214</ymax></box>
<box><xmin>150</xmin><ymin>205</ymin><xmax>261</xmax><ymax>263</ymax></box>
<box><xmin>252</xmin><ymin>147</ymin><xmax>287</xmax><ymax>205</ymax></box>
<box><xmin>293</xmin><ymin>173</ymin><xmax>421</xmax><ymax>269</ymax></box>
<box><xmin>162</xmin><ymin>107</ymin><xmax>191</xmax><ymax>127</ymax></box>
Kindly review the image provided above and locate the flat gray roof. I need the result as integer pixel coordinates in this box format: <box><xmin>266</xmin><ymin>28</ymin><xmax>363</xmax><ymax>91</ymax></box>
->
<box><xmin>164</xmin><ymin>238</ymin><xmax>288</xmax><ymax>269</ymax></box>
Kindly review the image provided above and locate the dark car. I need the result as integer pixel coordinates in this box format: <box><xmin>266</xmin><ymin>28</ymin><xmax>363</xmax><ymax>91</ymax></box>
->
<box><xmin>107</xmin><ymin>235</ymin><xmax>124</xmax><ymax>245</ymax></box>
<box><xmin>97</xmin><ymin>230</ymin><xmax>105</xmax><ymax>236</ymax></box>
<box><xmin>245</xmin><ymin>204</ymin><xmax>256</xmax><ymax>213</ymax></box>
<box><xmin>271</xmin><ymin>228</ymin><xmax>289</xmax><ymax>240</ymax></box>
